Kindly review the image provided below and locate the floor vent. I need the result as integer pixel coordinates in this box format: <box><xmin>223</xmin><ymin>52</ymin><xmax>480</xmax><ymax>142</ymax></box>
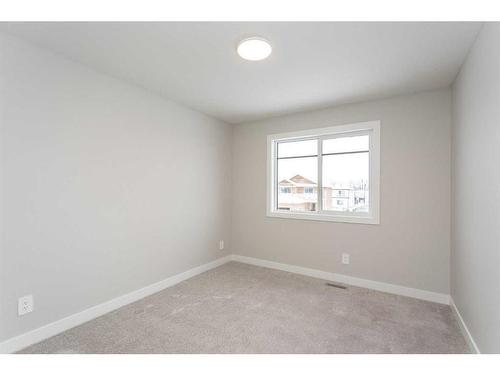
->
<box><xmin>326</xmin><ymin>282</ymin><xmax>347</xmax><ymax>289</ymax></box>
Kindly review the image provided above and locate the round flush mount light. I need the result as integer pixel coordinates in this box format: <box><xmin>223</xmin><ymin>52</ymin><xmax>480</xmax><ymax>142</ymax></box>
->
<box><xmin>237</xmin><ymin>37</ymin><xmax>272</xmax><ymax>61</ymax></box>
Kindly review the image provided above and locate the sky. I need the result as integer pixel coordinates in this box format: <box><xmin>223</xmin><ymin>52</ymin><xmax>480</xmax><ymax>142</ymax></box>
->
<box><xmin>277</xmin><ymin>136</ymin><xmax>369</xmax><ymax>187</ymax></box>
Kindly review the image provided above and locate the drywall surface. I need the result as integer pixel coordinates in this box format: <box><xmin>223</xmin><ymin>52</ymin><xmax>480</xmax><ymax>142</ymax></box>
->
<box><xmin>451</xmin><ymin>23</ymin><xmax>500</xmax><ymax>353</ymax></box>
<box><xmin>0</xmin><ymin>34</ymin><xmax>232</xmax><ymax>341</ymax></box>
<box><xmin>232</xmin><ymin>90</ymin><xmax>452</xmax><ymax>294</ymax></box>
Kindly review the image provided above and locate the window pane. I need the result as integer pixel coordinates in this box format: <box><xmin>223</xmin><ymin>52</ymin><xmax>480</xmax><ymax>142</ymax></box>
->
<box><xmin>278</xmin><ymin>139</ymin><xmax>317</xmax><ymax>158</ymax></box>
<box><xmin>277</xmin><ymin>156</ymin><xmax>318</xmax><ymax>212</ymax></box>
<box><xmin>322</xmin><ymin>135</ymin><xmax>369</xmax><ymax>154</ymax></box>
<box><xmin>322</xmin><ymin>152</ymin><xmax>369</xmax><ymax>213</ymax></box>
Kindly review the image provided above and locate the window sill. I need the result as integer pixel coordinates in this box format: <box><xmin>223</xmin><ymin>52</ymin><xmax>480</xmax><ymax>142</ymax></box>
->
<box><xmin>266</xmin><ymin>211</ymin><xmax>380</xmax><ymax>225</ymax></box>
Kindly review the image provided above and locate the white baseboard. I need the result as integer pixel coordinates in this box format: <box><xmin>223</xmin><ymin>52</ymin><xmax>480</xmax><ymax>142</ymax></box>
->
<box><xmin>0</xmin><ymin>255</ymin><xmax>232</xmax><ymax>354</ymax></box>
<box><xmin>231</xmin><ymin>255</ymin><xmax>450</xmax><ymax>305</ymax></box>
<box><xmin>0</xmin><ymin>254</ymin><xmax>454</xmax><ymax>353</ymax></box>
<box><xmin>450</xmin><ymin>297</ymin><xmax>480</xmax><ymax>354</ymax></box>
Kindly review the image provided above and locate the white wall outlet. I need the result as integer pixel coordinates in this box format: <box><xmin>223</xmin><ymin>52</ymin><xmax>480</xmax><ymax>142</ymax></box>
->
<box><xmin>18</xmin><ymin>295</ymin><xmax>34</xmax><ymax>316</ymax></box>
<box><xmin>342</xmin><ymin>253</ymin><xmax>350</xmax><ymax>265</ymax></box>
<box><xmin>219</xmin><ymin>240</ymin><xmax>224</xmax><ymax>250</ymax></box>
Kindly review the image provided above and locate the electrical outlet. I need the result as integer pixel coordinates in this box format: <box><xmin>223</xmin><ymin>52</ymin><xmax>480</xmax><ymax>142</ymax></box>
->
<box><xmin>342</xmin><ymin>253</ymin><xmax>350</xmax><ymax>265</ymax></box>
<box><xmin>18</xmin><ymin>295</ymin><xmax>34</xmax><ymax>316</ymax></box>
<box><xmin>219</xmin><ymin>240</ymin><xmax>224</xmax><ymax>250</ymax></box>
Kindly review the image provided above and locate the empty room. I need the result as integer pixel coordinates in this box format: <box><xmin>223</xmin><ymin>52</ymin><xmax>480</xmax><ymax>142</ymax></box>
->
<box><xmin>1</xmin><ymin>4</ymin><xmax>499</xmax><ymax>367</ymax></box>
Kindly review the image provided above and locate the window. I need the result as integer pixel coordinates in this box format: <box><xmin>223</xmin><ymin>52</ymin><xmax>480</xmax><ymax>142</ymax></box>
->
<box><xmin>267</xmin><ymin>121</ymin><xmax>380</xmax><ymax>224</ymax></box>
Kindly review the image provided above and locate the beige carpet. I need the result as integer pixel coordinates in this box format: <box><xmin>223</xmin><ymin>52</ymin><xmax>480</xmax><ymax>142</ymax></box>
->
<box><xmin>19</xmin><ymin>262</ymin><xmax>469</xmax><ymax>354</ymax></box>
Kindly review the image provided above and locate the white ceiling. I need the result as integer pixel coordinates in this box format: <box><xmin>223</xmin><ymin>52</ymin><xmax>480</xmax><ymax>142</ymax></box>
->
<box><xmin>1</xmin><ymin>22</ymin><xmax>481</xmax><ymax>124</ymax></box>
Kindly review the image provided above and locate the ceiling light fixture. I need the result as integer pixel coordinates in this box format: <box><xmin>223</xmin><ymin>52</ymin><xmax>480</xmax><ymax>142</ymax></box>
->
<box><xmin>237</xmin><ymin>37</ymin><xmax>272</xmax><ymax>61</ymax></box>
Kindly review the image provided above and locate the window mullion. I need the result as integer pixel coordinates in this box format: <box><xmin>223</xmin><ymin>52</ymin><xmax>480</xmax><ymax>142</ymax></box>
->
<box><xmin>274</xmin><ymin>141</ymin><xmax>279</xmax><ymax>210</ymax></box>
<box><xmin>317</xmin><ymin>137</ymin><xmax>323</xmax><ymax>213</ymax></box>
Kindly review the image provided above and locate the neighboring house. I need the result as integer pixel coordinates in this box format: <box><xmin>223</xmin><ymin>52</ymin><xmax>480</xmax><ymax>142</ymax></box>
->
<box><xmin>330</xmin><ymin>187</ymin><xmax>369</xmax><ymax>212</ymax></box>
<box><xmin>278</xmin><ymin>174</ymin><xmax>331</xmax><ymax>211</ymax></box>
<box><xmin>278</xmin><ymin>174</ymin><xmax>368</xmax><ymax>212</ymax></box>
<box><xmin>330</xmin><ymin>188</ymin><xmax>352</xmax><ymax>211</ymax></box>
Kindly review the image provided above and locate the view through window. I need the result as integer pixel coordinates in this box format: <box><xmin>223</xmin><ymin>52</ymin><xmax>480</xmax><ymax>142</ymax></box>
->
<box><xmin>277</xmin><ymin>139</ymin><xmax>318</xmax><ymax>212</ymax></box>
<box><xmin>275</xmin><ymin>133</ymin><xmax>371</xmax><ymax>215</ymax></box>
<box><xmin>321</xmin><ymin>135</ymin><xmax>369</xmax><ymax>213</ymax></box>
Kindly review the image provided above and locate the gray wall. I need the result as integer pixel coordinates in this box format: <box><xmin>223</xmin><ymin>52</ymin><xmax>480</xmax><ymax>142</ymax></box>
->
<box><xmin>0</xmin><ymin>34</ymin><xmax>232</xmax><ymax>341</ymax></box>
<box><xmin>451</xmin><ymin>24</ymin><xmax>500</xmax><ymax>353</ymax></box>
<box><xmin>232</xmin><ymin>90</ymin><xmax>452</xmax><ymax>294</ymax></box>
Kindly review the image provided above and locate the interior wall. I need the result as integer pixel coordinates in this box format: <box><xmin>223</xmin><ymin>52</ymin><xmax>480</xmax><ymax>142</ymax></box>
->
<box><xmin>0</xmin><ymin>33</ymin><xmax>232</xmax><ymax>342</ymax></box>
<box><xmin>232</xmin><ymin>90</ymin><xmax>452</xmax><ymax>295</ymax></box>
<box><xmin>451</xmin><ymin>23</ymin><xmax>500</xmax><ymax>353</ymax></box>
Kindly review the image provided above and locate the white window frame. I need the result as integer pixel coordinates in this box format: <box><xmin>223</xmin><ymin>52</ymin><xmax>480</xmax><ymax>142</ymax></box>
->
<box><xmin>267</xmin><ymin>120</ymin><xmax>380</xmax><ymax>224</ymax></box>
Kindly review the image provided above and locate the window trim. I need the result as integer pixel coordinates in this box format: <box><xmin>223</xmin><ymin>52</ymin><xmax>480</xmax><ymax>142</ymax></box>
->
<box><xmin>266</xmin><ymin>121</ymin><xmax>380</xmax><ymax>225</ymax></box>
